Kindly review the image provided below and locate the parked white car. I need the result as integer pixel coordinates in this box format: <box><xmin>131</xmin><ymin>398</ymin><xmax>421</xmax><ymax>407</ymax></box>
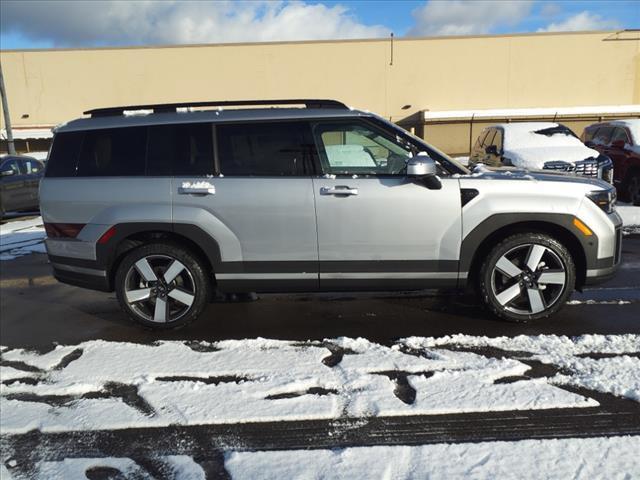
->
<box><xmin>469</xmin><ymin>122</ymin><xmax>613</xmax><ymax>182</ymax></box>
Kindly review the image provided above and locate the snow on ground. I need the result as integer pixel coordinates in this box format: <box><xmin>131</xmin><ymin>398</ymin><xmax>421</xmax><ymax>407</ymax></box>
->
<box><xmin>405</xmin><ymin>334</ymin><xmax>640</xmax><ymax>401</ymax></box>
<box><xmin>225</xmin><ymin>436</ymin><xmax>640</xmax><ymax>480</ymax></box>
<box><xmin>619</xmin><ymin>205</ymin><xmax>640</xmax><ymax>235</ymax></box>
<box><xmin>1</xmin><ymin>335</ymin><xmax>638</xmax><ymax>434</ymax></box>
<box><xmin>0</xmin><ymin>217</ymin><xmax>45</xmax><ymax>260</ymax></box>
<box><xmin>5</xmin><ymin>437</ymin><xmax>639</xmax><ymax>479</ymax></box>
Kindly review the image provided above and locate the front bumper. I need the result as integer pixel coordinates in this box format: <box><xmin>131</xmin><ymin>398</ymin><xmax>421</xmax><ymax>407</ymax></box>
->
<box><xmin>584</xmin><ymin>223</ymin><xmax>622</xmax><ymax>286</ymax></box>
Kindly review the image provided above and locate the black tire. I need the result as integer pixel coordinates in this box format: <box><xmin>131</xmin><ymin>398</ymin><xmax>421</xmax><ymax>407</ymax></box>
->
<box><xmin>478</xmin><ymin>233</ymin><xmax>576</xmax><ymax>323</ymax></box>
<box><xmin>115</xmin><ymin>242</ymin><xmax>211</xmax><ymax>330</ymax></box>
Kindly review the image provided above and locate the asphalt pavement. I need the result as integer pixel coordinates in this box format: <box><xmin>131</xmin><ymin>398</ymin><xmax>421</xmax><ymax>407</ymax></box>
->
<box><xmin>0</xmin><ymin>235</ymin><xmax>639</xmax><ymax>350</ymax></box>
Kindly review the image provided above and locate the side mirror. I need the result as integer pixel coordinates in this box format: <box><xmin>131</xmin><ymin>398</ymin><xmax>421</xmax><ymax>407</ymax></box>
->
<box><xmin>584</xmin><ymin>140</ymin><xmax>595</xmax><ymax>148</ymax></box>
<box><xmin>407</xmin><ymin>155</ymin><xmax>437</xmax><ymax>177</ymax></box>
<box><xmin>485</xmin><ymin>145</ymin><xmax>498</xmax><ymax>155</ymax></box>
<box><xmin>407</xmin><ymin>155</ymin><xmax>441</xmax><ymax>190</ymax></box>
<box><xmin>1</xmin><ymin>169</ymin><xmax>15</xmax><ymax>177</ymax></box>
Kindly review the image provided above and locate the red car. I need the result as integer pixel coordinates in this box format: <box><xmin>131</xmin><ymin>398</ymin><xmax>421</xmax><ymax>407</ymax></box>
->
<box><xmin>582</xmin><ymin>119</ymin><xmax>640</xmax><ymax>205</ymax></box>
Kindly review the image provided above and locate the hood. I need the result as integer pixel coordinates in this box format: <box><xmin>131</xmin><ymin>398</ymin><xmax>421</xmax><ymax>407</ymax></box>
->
<box><xmin>504</xmin><ymin>145</ymin><xmax>601</xmax><ymax>170</ymax></box>
<box><xmin>462</xmin><ymin>164</ymin><xmax>610</xmax><ymax>189</ymax></box>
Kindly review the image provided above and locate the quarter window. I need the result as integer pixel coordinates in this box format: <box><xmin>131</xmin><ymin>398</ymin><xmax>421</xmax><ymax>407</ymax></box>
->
<box><xmin>45</xmin><ymin>132</ymin><xmax>84</xmax><ymax>177</ymax></box>
<box><xmin>217</xmin><ymin>122</ymin><xmax>310</xmax><ymax>176</ymax></box>
<box><xmin>312</xmin><ymin>121</ymin><xmax>412</xmax><ymax>175</ymax></box>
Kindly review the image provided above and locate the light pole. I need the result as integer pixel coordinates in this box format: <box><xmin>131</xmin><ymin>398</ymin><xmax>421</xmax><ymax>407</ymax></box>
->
<box><xmin>0</xmin><ymin>61</ymin><xmax>17</xmax><ymax>155</ymax></box>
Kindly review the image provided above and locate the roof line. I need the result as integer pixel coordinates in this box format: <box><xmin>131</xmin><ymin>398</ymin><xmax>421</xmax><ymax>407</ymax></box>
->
<box><xmin>0</xmin><ymin>30</ymin><xmax>620</xmax><ymax>54</ymax></box>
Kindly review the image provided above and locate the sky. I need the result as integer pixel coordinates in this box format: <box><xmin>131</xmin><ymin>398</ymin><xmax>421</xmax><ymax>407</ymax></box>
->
<box><xmin>0</xmin><ymin>0</ymin><xmax>638</xmax><ymax>50</ymax></box>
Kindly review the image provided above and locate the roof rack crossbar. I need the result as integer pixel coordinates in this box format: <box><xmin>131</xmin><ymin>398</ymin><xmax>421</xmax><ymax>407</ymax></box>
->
<box><xmin>84</xmin><ymin>99</ymin><xmax>348</xmax><ymax>117</ymax></box>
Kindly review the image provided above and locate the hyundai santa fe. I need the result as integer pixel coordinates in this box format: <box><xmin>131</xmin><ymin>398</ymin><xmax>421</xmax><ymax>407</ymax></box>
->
<box><xmin>40</xmin><ymin>99</ymin><xmax>622</xmax><ymax>329</ymax></box>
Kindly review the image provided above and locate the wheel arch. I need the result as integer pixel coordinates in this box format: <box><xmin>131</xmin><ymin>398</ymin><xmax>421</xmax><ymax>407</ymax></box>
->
<box><xmin>97</xmin><ymin>223</ymin><xmax>221</xmax><ymax>290</ymax></box>
<box><xmin>461</xmin><ymin>214</ymin><xmax>591</xmax><ymax>290</ymax></box>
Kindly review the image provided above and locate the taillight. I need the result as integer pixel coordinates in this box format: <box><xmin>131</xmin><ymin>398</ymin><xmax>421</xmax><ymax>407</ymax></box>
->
<box><xmin>98</xmin><ymin>226</ymin><xmax>117</xmax><ymax>244</ymax></box>
<box><xmin>44</xmin><ymin>223</ymin><xmax>85</xmax><ymax>238</ymax></box>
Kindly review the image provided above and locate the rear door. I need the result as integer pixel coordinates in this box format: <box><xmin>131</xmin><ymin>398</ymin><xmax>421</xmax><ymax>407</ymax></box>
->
<box><xmin>310</xmin><ymin>119</ymin><xmax>462</xmax><ymax>290</ymax></box>
<box><xmin>171</xmin><ymin>121</ymin><xmax>319</xmax><ymax>292</ymax></box>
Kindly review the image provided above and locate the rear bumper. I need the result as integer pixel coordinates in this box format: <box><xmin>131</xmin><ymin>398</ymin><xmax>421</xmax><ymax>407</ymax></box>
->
<box><xmin>53</xmin><ymin>266</ymin><xmax>111</xmax><ymax>292</ymax></box>
<box><xmin>49</xmin><ymin>254</ymin><xmax>112</xmax><ymax>292</ymax></box>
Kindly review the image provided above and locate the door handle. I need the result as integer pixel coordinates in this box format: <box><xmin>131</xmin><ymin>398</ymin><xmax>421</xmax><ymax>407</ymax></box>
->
<box><xmin>178</xmin><ymin>184</ymin><xmax>215</xmax><ymax>195</ymax></box>
<box><xmin>320</xmin><ymin>186</ymin><xmax>358</xmax><ymax>196</ymax></box>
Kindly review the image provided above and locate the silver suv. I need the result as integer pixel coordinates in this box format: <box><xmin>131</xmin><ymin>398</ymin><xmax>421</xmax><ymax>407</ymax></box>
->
<box><xmin>40</xmin><ymin>99</ymin><xmax>622</xmax><ymax>329</ymax></box>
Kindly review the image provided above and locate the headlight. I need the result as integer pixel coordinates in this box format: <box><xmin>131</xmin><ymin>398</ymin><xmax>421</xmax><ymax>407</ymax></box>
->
<box><xmin>596</xmin><ymin>154</ymin><xmax>614</xmax><ymax>184</ymax></box>
<box><xmin>587</xmin><ymin>188</ymin><xmax>616</xmax><ymax>214</ymax></box>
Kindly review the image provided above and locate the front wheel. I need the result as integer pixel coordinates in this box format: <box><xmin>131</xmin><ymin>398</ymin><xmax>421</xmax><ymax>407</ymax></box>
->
<box><xmin>115</xmin><ymin>243</ymin><xmax>211</xmax><ymax>329</ymax></box>
<box><xmin>478</xmin><ymin>233</ymin><xmax>576</xmax><ymax>322</ymax></box>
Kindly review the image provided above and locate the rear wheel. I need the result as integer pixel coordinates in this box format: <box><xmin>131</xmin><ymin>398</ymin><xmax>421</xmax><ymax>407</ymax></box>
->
<box><xmin>115</xmin><ymin>243</ymin><xmax>211</xmax><ymax>329</ymax></box>
<box><xmin>478</xmin><ymin>233</ymin><xmax>575</xmax><ymax>322</ymax></box>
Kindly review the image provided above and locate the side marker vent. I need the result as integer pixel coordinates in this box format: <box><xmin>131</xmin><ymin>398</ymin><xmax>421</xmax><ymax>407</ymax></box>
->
<box><xmin>460</xmin><ymin>189</ymin><xmax>479</xmax><ymax>207</ymax></box>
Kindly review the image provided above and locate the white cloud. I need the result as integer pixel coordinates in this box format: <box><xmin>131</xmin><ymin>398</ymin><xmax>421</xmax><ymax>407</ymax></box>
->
<box><xmin>0</xmin><ymin>0</ymin><xmax>390</xmax><ymax>47</ymax></box>
<box><xmin>408</xmin><ymin>0</ymin><xmax>534</xmax><ymax>36</ymax></box>
<box><xmin>538</xmin><ymin>11</ymin><xmax>620</xmax><ymax>32</ymax></box>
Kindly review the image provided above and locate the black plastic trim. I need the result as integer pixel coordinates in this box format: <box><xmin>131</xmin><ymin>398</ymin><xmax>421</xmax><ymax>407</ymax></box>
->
<box><xmin>320</xmin><ymin>278</ymin><xmax>457</xmax><ymax>291</ymax></box>
<box><xmin>460</xmin><ymin>213</ymin><xmax>599</xmax><ymax>273</ymax></box>
<box><xmin>52</xmin><ymin>268</ymin><xmax>110</xmax><ymax>292</ymax></box>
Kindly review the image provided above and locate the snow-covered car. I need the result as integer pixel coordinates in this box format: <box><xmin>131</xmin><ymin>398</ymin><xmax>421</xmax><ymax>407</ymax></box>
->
<box><xmin>582</xmin><ymin>119</ymin><xmax>640</xmax><ymax>205</ymax></box>
<box><xmin>469</xmin><ymin>123</ymin><xmax>613</xmax><ymax>183</ymax></box>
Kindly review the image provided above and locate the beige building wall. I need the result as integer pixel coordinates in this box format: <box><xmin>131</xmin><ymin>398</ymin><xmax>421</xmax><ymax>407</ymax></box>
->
<box><xmin>1</xmin><ymin>30</ymin><xmax>639</xmax><ymax>154</ymax></box>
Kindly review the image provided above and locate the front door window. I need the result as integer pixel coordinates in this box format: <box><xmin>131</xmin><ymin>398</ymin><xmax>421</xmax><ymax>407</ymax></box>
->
<box><xmin>312</xmin><ymin>121</ymin><xmax>412</xmax><ymax>176</ymax></box>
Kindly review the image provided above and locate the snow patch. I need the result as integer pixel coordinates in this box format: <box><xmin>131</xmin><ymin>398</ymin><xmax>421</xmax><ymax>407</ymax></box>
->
<box><xmin>0</xmin><ymin>217</ymin><xmax>46</xmax><ymax>260</ymax></box>
<box><xmin>225</xmin><ymin>436</ymin><xmax>640</xmax><ymax>480</ymax></box>
<box><xmin>0</xmin><ymin>336</ymin><xmax>618</xmax><ymax>434</ymax></box>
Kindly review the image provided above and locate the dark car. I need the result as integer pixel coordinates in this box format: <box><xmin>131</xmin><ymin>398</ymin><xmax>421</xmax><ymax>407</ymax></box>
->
<box><xmin>582</xmin><ymin>119</ymin><xmax>640</xmax><ymax>205</ymax></box>
<box><xmin>0</xmin><ymin>155</ymin><xmax>45</xmax><ymax>217</ymax></box>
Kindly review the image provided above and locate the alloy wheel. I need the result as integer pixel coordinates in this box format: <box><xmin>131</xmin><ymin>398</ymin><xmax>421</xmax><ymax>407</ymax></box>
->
<box><xmin>124</xmin><ymin>255</ymin><xmax>196</xmax><ymax>323</ymax></box>
<box><xmin>490</xmin><ymin>243</ymin><xmax>567</xmax><ymax>315</ymax></box>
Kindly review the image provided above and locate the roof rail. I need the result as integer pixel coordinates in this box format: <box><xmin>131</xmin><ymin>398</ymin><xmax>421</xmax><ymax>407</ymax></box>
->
<box><xmin>84</xmin><ymin>99</ymin><xmax>348</xmax><ymax>117</ymax></box>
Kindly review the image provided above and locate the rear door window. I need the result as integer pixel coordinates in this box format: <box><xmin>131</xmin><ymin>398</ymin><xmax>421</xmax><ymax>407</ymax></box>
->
<box><xmin>22</xmin><ymin>159</ymin><xmax>44</xmax><ymax>174</ymax></box>
<box><xmin>77</xmin><ymin>127</ymin><xmax>147</xmax><ymax>176</ymax></box>
<box><xmin>148</xmin><ymin>123</ymin><xmax>214</xmax><ymax>176</ymax></box>
<box><xmin>217</xmin><ymin>122</ymin><xmax>311</xmax><ymax>176</ymax></box>
<box><xmin>493</xmin><ymin>129</ymin><xmax>504</xmax><ymax>151</ymax></box>
<box><xmin>611</xmin><ymin>127</ymin><xmax>630</xmax><ymax>145</ymax></box>
<box><xmin>483</xmin><ymin>129</ymin><xmax>496</xmax><ymax>147</ymax></box>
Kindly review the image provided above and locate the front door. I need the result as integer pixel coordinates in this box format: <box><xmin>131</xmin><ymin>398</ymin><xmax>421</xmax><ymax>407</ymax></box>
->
<box><xmin>310</xmin><ymin>119</ymin><xmax>462</xmax><ymax>290</ymax></box>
